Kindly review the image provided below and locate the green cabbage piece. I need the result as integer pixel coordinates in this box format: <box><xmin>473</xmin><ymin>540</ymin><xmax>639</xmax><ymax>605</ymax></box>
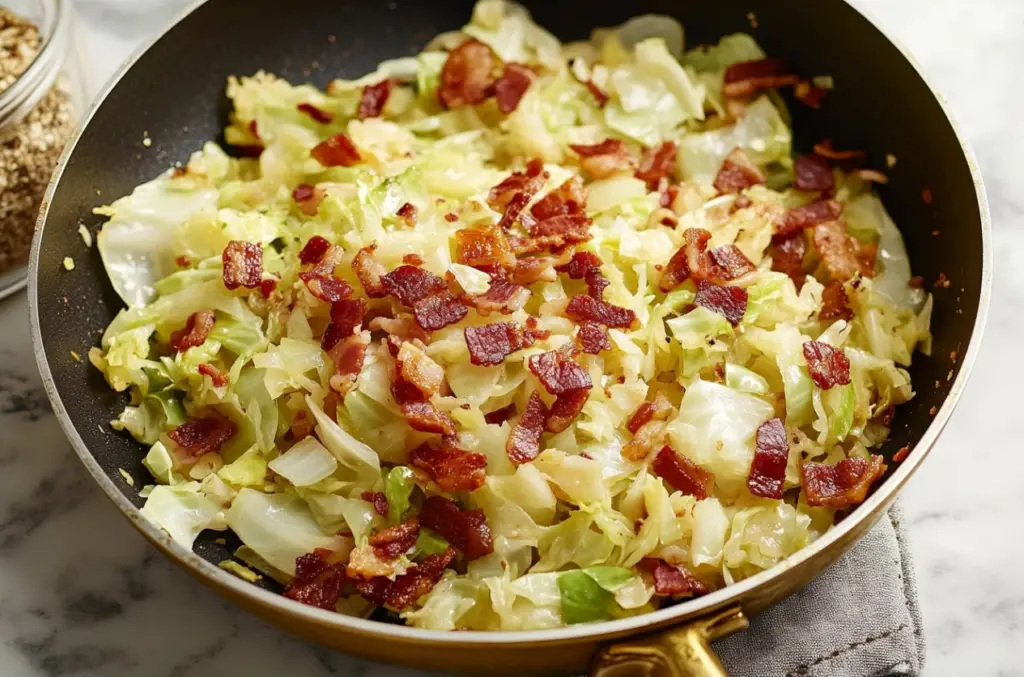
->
<box><xmin>385</xmin><ymin>466</ymin><xmax>416</xmax><ymax>525</ymax></box>
<box><xmin>141</xmin><ymin>482</ymin><xmax>227</xmax><ymax>549</ymax></box>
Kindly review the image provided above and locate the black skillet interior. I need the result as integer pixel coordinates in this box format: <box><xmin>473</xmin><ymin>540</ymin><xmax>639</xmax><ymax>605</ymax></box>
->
<box><xmin>35</xmin><ymin>0</ymin><xmax>982</xmax><ymax>590</ymax></box>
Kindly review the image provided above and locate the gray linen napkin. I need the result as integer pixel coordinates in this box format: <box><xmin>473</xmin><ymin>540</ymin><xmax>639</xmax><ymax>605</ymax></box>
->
<box><xmin>713</xmin><ymin>503</ymin><xmax>926</xmax><ymax>677</ymax></box>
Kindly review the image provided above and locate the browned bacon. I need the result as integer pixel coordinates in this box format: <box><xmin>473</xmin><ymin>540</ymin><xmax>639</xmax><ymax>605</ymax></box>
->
<box><xmin>802</xmin><ymin>455</ymin><xmax>886</xmax><ymax>508</ymax></box>
<box><xmin>652</xmin><ymin>446</ymin><xmax>713</xmax><ymax>499</ymax></box>
<box><xmin>357</xmin><ymin>79</ymin><xmax>394</xmax><ymax>119</ymax></box>
<box><xmin>170</xmin><ymin>310</ymin><xmax>215</xmax><ymax>352</ymax></box>
<box><xmin>311</xmin><ymin>133</ymin><xmax>362</xmax><ymax>167</ymax></box>
<box><xmin>222</xmin><ymin>240</ymin><xmax>262</xmax><ymax>290</ymax></box>
<box><xmin>713</xmin><ymin>148</ymin><xmax>765</xmax><ymax>194</ymax></box>
<box><xmin>747</xmin><ymin>418</ymin><xmax>788</xmax><ymax>499</ymax></box>
<box><xmin>802</xmin><ymin>340</ymin><xmax>851</xmax><ymax>389</ymax></box>
<box><xmin>418</xmin><ymin>496</ymin><xmax>493</xmax><ymax>560</ymax></box>
<box><xmin>506</xmin><ymin>391</ymin><xmax>548</xmax><ymax>464</ymax></box>
<box><xmin>438</xmin><ymin>40</ymin><xmax>498</xmax><ymax>109</ymax></box>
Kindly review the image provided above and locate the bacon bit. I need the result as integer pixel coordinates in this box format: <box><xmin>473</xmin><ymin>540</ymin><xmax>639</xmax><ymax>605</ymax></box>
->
<box><xmin>464</xmin><ymin>322</ymin><xmax>531</xmax><ymax>366</ymax></box>
<box><xmin>487</xmin><ymin>161</ymin><xmax>548</xmax><ymax>211</ymax></box>
<box><xmin>292</xmin><ymin>183</ymin><xmax>324</xmax><ymax>216</ymax></box>
<box><xmin>622</xmin><ymin>419</ymin><xmax>667</xmax><ymax>461</ymax></box>
<box><xmin>778</xmin><ymin>199</ymin><xmax>843</xmax><ymax>237</ymax></box>
<box><xmin>298</xmin><ymin>235</ymin><xmax>331</xmax><ymax>264</ymax></box>
<box><xmin>640</xmin><ymin>559</ymin><xmax>709</xmax><ymax>598</ymax></box>
<box><xmin>403</xmin><ymin>253</ymin><xmax>424</xmax><ymax>266</ymax></box>
<box><xmin>770</xmin><ymin>232</ymin><xmax>807</xmax><ymax>285</ymax></box>
<box><xmin>362</xmin><ymin>491</ymin><xmax>389</xmax><ymax>517</ymax></box>
<box><xmin>409</xmin><ymin>442</ymin><xmax>487</xmax><ymax>492</ymax></box>
<box><xmin>170</xmin><ymin>310</ymin><xmax>216</xmax><ymax>352</ymax></box>
<box><xmin>222</xmin><ymin>241</ymin><xmax>263</xmax><ymax>290</ymax></box>
<box><xmin>732</xmin><ymin>195</ymin><xmax>753</xmax><ymax>212</ymax></box>
<box><xmin>297</xmin><ymin>102</ymin><xmax>334</xmax><ymax>124</ymax></box>
<box><xmin>175</xmin><ymin>255</ymin><xmax>190</xmax><ymax>268</ymax></box>
<box><xmin>260</xmin><ymin>278</ymin><xmax>278</xmax><ymax>298</ymax></box>
<box><xmin>528</xmin><ymin>347</ymin><xmax>593</xmax><ymax>394</ymax></box>
<box><xmin>397</xmin><ymin>341</ymin><xmax>445</xmax><ymax>396</ymax></box>
<box><xmin>455</xmin><ymin>225</ymin><xmax>517</xmax><ymax>269</ymax></box>
<box><xmin>419</xmin><ymin>496</ymin><xmax>493</xmax><ymax>560</ymax></box>
<box><xmin>290</xmin><ymin>411</ymin><xmax>314</xmax><ymax>441</ymax></box>
<box><xmin>909</xmin><ymin>276</ymin><xmax>924</xmax><ymax>290</ymax></box>
<box><xmin>353</xmin><ymin>246</ymin><xmax>389</xmax><ymax>298</ymax></box>
<box><xmin>893</xmin><ymin>446</ymin><xmax>910</xmax><ymax>463</ymax></box>
<box><xmin>369</xmin><ymin>519</ymin><xmax>420</xmax><ymax>559</ymax></box>
<box><xmin>497</xmin><ymin>192</ymin><xmax>531</xmax><ymax>230</ymax></box>
<box><xmin>635</xmin><ymin>142</ymin><xmax>678</xmax><ymax>191</ymax></box>
<box><xmin>722</xmin><ymin>58</ymin><xmax>800</xmax><ymax>98</ymax></box>
<box><xmin>803</xmin><ymin>340</ymin><xmax>851</xmax><ymax>389</ymax></box>
<box><xmin>695</xmin><ymin>280</ymin><xmax>748</xmax><ymax>326</ymax></box>
<box><xmin>531</xmin><ymin>177</ymin><xmax>588</xmax><ymax>221</ymax></box>
<box><xmin>713</xmin><ymin>147</ymin><xmax>765</xmax><ymax>194</ymax></box>
<box><xmin>921</xmin><ymin>188</ymin><xmax>933</xmax><ymax>205</ymax></box>
<box><xmin>627</xmin><ymin>393</ymin><xmax>673</xmax><ymax>435</ymax></box>
<box><xmin>708</xmin><ymin>245</ymin><xmax>754</xmax><ymax>281</ymax></box>
<box><xmin>414</xmin><ymin>292</ymin><xmax>469</xmax><ymax>332</ymax></box>
<box><xmin>471</xmin><ymin>277</ymin><xmax>531</xmax><ymax>315</ymax></box>
<box><xmin>933</xmin><ymin>272</ymin><xmax>950</xmax><ymax>289</ymax></box>
<box><xmin>438</xmin><ymin>39</ymin><xmax>497</xmax><ymax>109</ymax></box>
<box><xmin>168</xmin><ymin>414</ymin><xmax>237</xmax><ymax>458</ymax></box>
<box><xmin>794</xmin><ymin>154</ymin><xmax>834</xmax><ymax>192</ymax></box>
<box><xmin>875</xmin><ymin>406</ymin><xmax>895</xmax><ymax>427</ymax></box>
<box><xmin>285</xmin><ymin>551</ymin><xmax>347</xmax><ymax>610</ymax></box>
<box><xmin>585</xmin><ymin>80</ymin><xmax>609</xmax><ymax>107</ymax></box>
<box><xmin>660</xmin><ymin>228</ymin><xmax>710</xmax><ymax>292</ymax></box>
<box><xmin>301</xmin><ymin>273</ymin><xmax>353</xmax><ymax>303</ymax></box>
<box><xmin>442</xmin><ymin>212</ymin><xmax>459</xmax><ymax>224</ymax></box>
<box><xmin>198</xmin><ymin>363</ymin><xmax>228</xmax><ymax>388</ymax></box>
<box><xmin>321</xmin><ymin>299</ymin><xmax>366</xmax><ymax>350</ymax></box>
<box><xmin>357</xmin><ymin>79</ymin><xmax>394</xmax><ymax>119</ymax></box>
<box><xmin>794</xmin><ymin>81</ymin><xmax>827</xmax><ymax>109</ymax></box>
<box><xmin>747</xmin><ymin>418</ymin><xmax>789</xmax><ymax>499</ymax></box>
<box><xmin>545</xmin><ymin>388</ymin><xmax>591</xmax><ymax>434</ymax></box>
<box><xmin>311</xmin><ymin>133</ymin><xmax>362</xmax><ymax>167</ymax></box>
<box><xmin>328</xmin><ymin>333</ymin><xmax>368</xmax><ymax>395</ymax></box>
<box><xmin>566</xmin><ymin>295</ymin><xmax>638</xmax><ymax>330</ymax></box>
<box><xmin>801</xmin><ymin>455</ymin><xmax>886</xmax><ymax>508</ymax></box>
<box><xmin>525</xmin><ymin>317</ymin><xmax>551</xmax><ymax>342</ymax></box>
<box><xmin>382</xmin><ymin>265</ymin><xmax>447</xmax><ymax>306</ymax></box>
<box><xmin>494</xmin><ymin>63</ymin><xmax>535</xmax><ymax>114</ymax></box>
<box><xmin>515</xmin><ymin>215</ymin><xmax>593</xmax><ymax>253</ymax></box>
<box><xmin>813</xmin><ymin>220</ymin><xmax>873</xmax><ymax>280</ymax></box>
<box><xmin>506</xmin><ymin>391</ymin><xmax>548</xmax><ymax>464</ymax></box>
<box><xmin>396</xmin><ymin>202</ymin><xmax>418</xmax><ymax>227</ymax></box>
<box><xmin>511</xmin><ymin>256</ymin><xmax>558</xmax><ymax>285</ymax></box>
<box><xmin>820</xmin><ymin>281</ymin><xmax>853</xmax><ymax>322</ymax></box>
<box><xmin>570</xmin><ymin>139</ymin><xmax>637</xmax><ymax>179</ymax></box>
<box><xmin>854</xmin><ymin>169</ymin><xmax>889</xmax><ymax>184</ymax></box>
<box><xmin>652</xmin><ymin>446</ymin><xmax>713</xmax><ymax>499</ymax></box>
<box><xmin>813</xmin><ymin>139</ymin><xmax>866</xmax><ymax>162</ymax></box>
<box><xmin>557</xmin><ymin>250</ymin><xmax>602</xmax><ymax>279</ymax></box>
<box><xmin>484</xmin><ymin>404</ymin><xmax>516</xmax><ymax>425</ymax></box>
<box><xmin>929</xmin><ymin>406</ymin><xmax>938</xmax><ymax>416</ymax></box>
<box><xmin>353</xmin><ymin>548</ymin><xmax>456</xmax><ymax>609</ymax></box>
<box><xmin>402</xmin><ymin>400</ymin><xmax>456</xmax><ymax>435</ymax></box>
<box><xmin>577</xmin><ymin>322</ymin><xmax>611</xmax><ymax>355</ymax></box>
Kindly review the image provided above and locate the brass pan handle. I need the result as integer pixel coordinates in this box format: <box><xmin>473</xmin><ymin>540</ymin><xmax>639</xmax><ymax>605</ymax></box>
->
<box><xmin>590</xmin><ymin>607</ymin><xmax>747</xmax><ymax>677</ymax></box>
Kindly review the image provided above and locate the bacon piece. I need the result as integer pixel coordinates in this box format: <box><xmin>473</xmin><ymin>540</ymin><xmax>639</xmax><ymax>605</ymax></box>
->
<box><xmin>803</xmin><ymin>340</ymin><xmax>851</xmax><ymax>390</ymax></box>
<box><xmin>328</xmin><ymin>333</ymin><xmax>368</xmax><ymax>395</ymax></box>
<box><xmin>301</xmin><ymin>273</ymin><xmax>353</xmax><ymax>303</ymax></box>
<box><xmin>506</xmin><ymin>391</ymin><xmax>548</xmax><ymax>464</ymax></box>
<box><xmin>640</xmin><ymin>558</ymin><xmax>710</xmax><ymax>597</ymax></box>
<box><xmin>545</xmin><ymin>388</ymin><xmax>590</xmax><ymax>434</ymax></box>
<box><xmin>556</xmin><ymin>250</ymin><xmax>602</xmax><ymax>279</ymax></box>
<box><xmin>514</xmin><ymin>215</ymin><xmax>593</xmax><ymax>254</ymax></box>
<box><xmin>414</xmin><ymin>292</ymin><xmax>469</xmax><ymax>332</ymax></box>
<box><xmin>585</xmin><ymin>80</ymin><xmax>609</xmax><ymax>107</ymax></box>
<box><xmin>748</xmin><ymin>418</ymin><xmax>788</xmax><ymax>499</ymax></box>
<box><xmin>577</xmin><ymin>322</ymin><xmax>611</xmax><ymax>355</ymax></box>
<box><xmin>198</xmin><ymin>363</ymin><xmax>228</xmax><ymax>388</ymax></box>
<box><xmin>299</xmin><ymin>235</ymin><xmax>331</xmax><ymax>265</ymax></box>
<box><xmin>369</xmin><ymin>519</ymin><xmax>420</xmax><ymax>559</ymax></box>
<box><xmin>297</xmin><ymin>102</ymin><xmax>334</xmax><ymax>124</ymax></box>
<box><xmin>695</xmin><ymin>280</ymin><xmax>748</xmax><ymax>326</ymax></box>
<box><xmin>778</xmin><ymin>199</ymin><xmax>843</xmax><ymax>237</ymax></box>
<box><xmin>713</xmin><ymin>148</ymin><xmax>765</xmax><ymax>194</ymax></box>
<box><xmin>362</xmin><ymin>491</ymin><xmax>389</xmax><ymax>517</ymax></box>
<box><xmin>511</xmin><ymin>257</ymin><xmax>558</xmax><ymax>285</ymax></box>
<box><xmin>802</xmin><ymin>455</ymin><xmax>887</xmax><ymax>509</ymax></box>
<box><xmin>531</xmin><ymin>177</ymin><xmax>588</xmax><ymax>221</ymax></box>
<box><xmin>525</xmin><ymin>317</ymin><xmax>551</xmax><ymax>343</ymax></box>
<box><xmin>494</xmin><ymin>63</ymin><xmax>535</xmax><ymax>114</ymax></box>
<box><xmin>794</xmin><ymin>81</ymin><xmax>828</xmax><ymax>109</ymax></box>
<box><xmin>403</xmin><ymin>254</ymin><xmax>424</xmax><ymax>266</ymax></box>
<box><xmin>470</xmin><ymin>278</ymin><xmax>531</xmax><ymax>316</ymax></box>
<box><xmin>813</xmin><ymin>220</ymin><xmax>873</xmax><ymax>281</ymax></box>
<box><xmin>397</xmin><ymin>342</ymin><xmax>445</xmax><ymax>396</ymax></box>
<box><xmin>496</xmin><ymin>192</ymin><xmax>531</xmax><ymax>230</ymax></box>
<box><xmin>652</xmin><ymin>446</ymin><xmax>713</xmax><ymax>499</ymax></box>
<box><xmin>627</xmin><ymin>393</ymin><xmax>673</xmax><ymax>435</ymax></box>
<box><xmin>454</xmin><ymin>225</ymin><xmax>517</xmax><ymax>270</ymax></box>
<box><xmin>168</xmin><ymin>414</ymin><xmax>237</xmax><ymax>459</ymax></box>
<box><xmin>819</xmin><ymin>281</ymin><xmax>853</xmax><ymax>322</ymax></box>
<box><xmin>222</xmin><ymin>241</ymin><xmax>262</xmax><ymax>290</ymax></box>
<box><xmin>487</xmin><ymin>160</ymin><xmax>548</xmax><ymax>211</ymax></box>
<box><xmin>418</xmin><ymin>496</ymin><xmax>493</xmax><ymax>560</ymax></box>
<box><xmin>382</xmin><ymin>265</ymin><xmax>447</xmax><ymax>306</ymax></box>
<box><xmin>409</xmin><ymin>441</ymin><xmax>487</xmax><ymax>492</ymax></box>
<box><xmin>635</xmin><ymin>142</ymin><xmax>678</xmax><ymax>191</ymax></box>
<box><xmin>722</xmin><ymin>58</ymin><xmax>800</xmax><ymax>98</ymax></box>
<box><xmin>708</xmin><ymin>245</ymin><xmax>754</xmax><ymax>281</ymax></box>
<box><xmin>401</xmin><ymin>400</ymin><xmax>456</xmax><ymax>435</ymax></box>
<box><xmin>566</xmin><ymin>295</ymin><xmax>638</xmax><ymax>330</ymax></box>
<box><xmin>358</xmin><ymin>79</ymin><xmax>394</xmax><ymax>119</ymax></box>
<box><xmin>622</xmin><ymin>420</ymin><xmax>667</xmax><ymax>461</ymax></box>
<box><xmin>528</xmin><ymin>348</ymin><xmax>593</xmax><ymax>394</ymax></box>
<box><xmin>170</xmin><ymin>310</ymin><xmax>216</xmax><ymax>352</ymax></box>
<box><xmin>893</xmin><ymin>446</ymin><xmax>910</xmax><ymax>463</ymax></box>
<box><xmin>311</xmin><ymin>133</ymin><xmax>362</xmax><ymax>167</ymax></box>
<box><xmin>584</xmin><ymin>267</ymin><xmax>610</xmax><ymax>299</ymax></box>
<box><xmin>659</xmin><ymin>228</ymin><xmax>711</xmax><ymax>292</ymax></box>
<box><xmin>292</xmin><ymin>183</ymin><xmax>323</xmax><ymax>216</ymax></box>
<box><xmin>352</xmin><ymin>245</ymin><xmax>389</xmax><ymax>298</ymax></box>
<box><xmin>813</xmin><ymin>139</ymin><xmax>866</xmax><ymax>163</ymax></box>
<box><xmin>465</xmin><ymin>322</ymin><xmax>531</xmax><ymax>366</ymax></box>
<box><xmin>285</xmin><ymin>551</ymin><xmax>347</xmax><ymax>610</ymax></box>
<box><xmin>396</xmin><ymin>202</ymin><xmax>417</xmax><ymax>227</ymax></box>
<box><xmin>438</xmin><ymin>39</ymin><xmax>497</xmax><ymax>109</ymax></box>
<box><xmin>353</xmin><ymin>548</ymin><xmax>456</xmax><ymax>609</ymax></box>
<box><xmin>770</xmin><ymin>232</ymin><xmax>807</xmax><ymax>284</ymax></box>
<box><xmin>570</xmin><ymin>139</ymin><xmax>636</xmax><ymax>179</ymax></box>
<box><xmin>484</xmin><ymin>404</ymin><xmax>516</xmax><ymax>426</ymax></box>
<box><xmin>794</xmin><ymin>154</ymin><xmax>834</xmax><ymax>192</ymax></box>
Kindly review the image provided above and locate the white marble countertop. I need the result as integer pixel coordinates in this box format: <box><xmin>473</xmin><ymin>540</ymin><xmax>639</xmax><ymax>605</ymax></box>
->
<box><xmin>0</xmin><ymin>0</ymin><xmax>1017</xmax><ymax>674</ymax></box>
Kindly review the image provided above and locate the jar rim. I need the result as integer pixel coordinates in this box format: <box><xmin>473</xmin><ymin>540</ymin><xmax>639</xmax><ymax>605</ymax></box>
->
<box><xmin>0</xmin><ymin>0</ymin><xmax>73</xmax><ymax>128</ymax></box>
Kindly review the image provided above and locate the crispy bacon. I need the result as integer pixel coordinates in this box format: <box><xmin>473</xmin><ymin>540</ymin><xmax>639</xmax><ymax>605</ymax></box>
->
<box><xmin>396</xmin><ymin>202</ymin><xmax>417</xmax><ymax>227</ymax></box>
<box><xmin>813</xmin><ymin>139</ymin><xmax>866</xmax><ymax>163</ymax></box>
<box><xmin>778</xmin><ymin>199</ymin><xmax>843</xmax><ymax>237</ymax></box>
<box><xmin>770</xmin><ymin>232</ymin><xmax>807</xmax><ymax>284</ymax></box>
<box><xmin>494</xmin><ymin>63</ymin><xmax>535</xmax><ymax>114</ymax></box>
<box><xmin>484</xmin><ymin>403</ymin><xmax>516</xmax><ymax>425</ymax></box>
<box><xmin>352</xmin><ymin>245</ymin><xmax>389</xmax><ymax>298</ymax></box>
<box><xmin>722</xmin><ymin>58</ymin><xmax>800</xmax><ymax>98</ymax></box>
<box><xmin>383</xmin><ymin>265</ymin><xmax>448</xmax><ymax>306</ymax></box>
<box><xmin>497</xmin><ymin>192</ymin><xmax>531</xmax><ymax>230</ymax></box>
<box><xmin>713</xmin><ymin>148</ymin><xmax>765</xmax><ymax>194</ymax></box>
<box><xmin>297</xmin><ymin>102</ymin><xmax>334</xmax><ymax>124</ymax></box>
<box><xmin>464</xmin><ymin>322</ymin><xmax>531</xmax><ymax>366</ymax></box>
<box><xmin>506</xmin><ymin>391</ymin><xmax>548</xmax><ymax>464</ymax></box>
<box><xmin>299</xmin><ymin>235</ymin><xmax>331</xmax><ymax>265</ymax></box>
<box><xmin>819</xmin><ymin>281</ymin><xmax>853</xmax><ymax>322</ymax></box>
<box><xmin>168</xmin><ymin>414</ymin><xmax>237</xmax><ymax>458</ymax></box>
<box><xmin>813</xmin><ymin>220</ymin><xmax>873</xmax><ymax>280</ymax></box>
<box><xmin>409</xmin><ymin>441</ymin><xmax>487</xmax><ymax>492</ymax></box>
<box><xmin>531</xmin><ymin>177</ymin><xmax>587</xmax><ymax>221</ymax></box>
<box><xmin>418</xmin><ymin>496</ymin><xmax>493</xmax><ymax>560</ymax></box>
<box><xmin>577</xmin><ymin>322</ymin><xmax>611</xmax><ymax>354</ymax></box>
<box><xmin>170</xmin><ymin>310</ymin><xmax>216</xmax><ymax>352</ymax></box>
<box><xmin>301</xmin><ymin>273</ymin><xmax>353</xmax><ymax>303</ymax></box>
<box><xmin>640</xmin><ymin>558</ymin><xmax>710</xmax><ymax>597</ymax></box>
<box><xmin>487</xmin><ymin>161</ymin><xmax>548</xmax><ymax>210</ymax></box>
<box><xmin>369</xmin><ymin>519</ymin><xmax>420</xmax><ymax>559</ymax></box>
<box><xmin>660</xmin><ymin>228</ymin><xmax>711</xmax><ymax>292</ymax></box>
<box><xmin>545</xmin><ymin>388</ymin><xmax>590</xmax><ymax>434</ymax></box>
<box><xmin>570</xmin><ymin>139</ymin><xmax>636</xmax><ymax>179</ymax></box>
<box><xmin>454</xmin><ymin>225</ymin><xmax>517</xmax><ymax>270</ymax></box>
<box><xmin>802</xmin><ymin>455</ymin><xmax>886</xmax><ymax>508</ymax></box>
<box><xmin>402</xmin><ymin>400</ymin><xmax>456</xmax><ymax>435</ymax></box>
<box><xmin>222</xmin><ymin>240</ymin><xmax>262</xmax><ymax>290</ymax></box>
<box><xmin>362</xmin><ymin>491</ymin><xmax>389</xmax><ymax>517</ymax></box>
<box><xmin>413</xmin><ymin>291</ymin><xmax>469</xmax><ymax>331</ymax></box>
<box><xmin>635</xmin><ymin>142</ymin><xmax>678</xmax><ymax>190</ymax></box>
<box><xmin>794</xmin><ymin>154</ymin><xmax>834</xmax><ymax>192</ymax></box>
<box><xmin>627</xmin><ymin>393</ymin><xmax>673</xmax><ymax>435</ymax></box>
<box><xmin>470</xmin><ymin>277</ymin><xmax>531</xmax><ymax>315</ymax></box>
<box><xmin>292</xmin><ymin>183</ymin><xmax>323</xmax><ymax>216</ymax></box>
<box><xmin>358</xmin><ymin>79</ymin><xmax>394</xmax><ymax>119</ymax></box>
<box><xmin>513</xmin><ymin>215</ymin><xmax>593</xmax><ymax>253</ymax></box>
<box><xmin>403</xmin><ymin>253</ymin><xmax>424</xmax><ymax>266</ymax></box>
<box><xmin>556</xmin><ymin>250</ymin><xmax>602</xmax><ymax>279</ymax></box>
<box><xmin>695</xmin><ymin>280</ymin><xmax>748</xmax><ymax>326</ymax></box>
<box><xmin>794</xmin><ymin>81</ymin><xmax>828</xmax><ymax>109</ymax></box>
<box><xmin>803</xmin><ymin>340</ymin><xmax>851</xmax><ymax>390</ymax></box>
<box><xmin>328</xmin><ymin>333</ymin><xmax>368</xmax><ymax>395</ymax></box>
<box><xmin>511</xmin><ymin>257</ymin><xmax>558</xmax><ymax>285</ymax></box>
<box><xmin>397</xmin><ymin>341</ymin><xmax>445</xmax><ymax>396</ymax></box>
<box><xmin>528</xmin><ymin>347</ymin><xmax>593</xmax><ymax>394</ymax></box>
<box><xmin>285</xmin><ymin>551</ymin><xmax>347</xmax><ymax>610</ymax></box>
<box><xmin>708</xmin><ymin>245</ymin><xmax>754</xmax><ymax>281</ymax></box>
<box><xmin>438</xmin><ymin>39</ymin><xmax>497</xmax><ymax>109</ymax></box>
<box><xmin>198</xmin><ymin>363</ymin><xmax>228</xmax><ymax>388</ymax></box>
<box><xmin>353</xmin><ymin>548</ymin><xmax>456</xmax><ymax>609</ymax></box>
<box><xmin>585</xmin><ymin>267</ymin><xmax>610</xmax><ymax>299</ymax></box>
<box><xmin>622</xmin><ymin>420</ymin><xmax>667</xmax><ymax>461</ymax></box>
<box><xmin>748</xmin><ymin>418</ymin><xmax>788</xmax><ymax>499</ymax></box>
<box><xmin>566</xmin><ymin>295</ymin><xmax>639</xmax><ymax>329</ymax></box>
<box><xmin>311</xmin><ymin>133</ymin><xmax>362</xmax><ymax>167</ymax></box>
<box><xmin>652</xmin><ymin>446</ymin><xmax>713</xmax><ymax>499</ymax></box>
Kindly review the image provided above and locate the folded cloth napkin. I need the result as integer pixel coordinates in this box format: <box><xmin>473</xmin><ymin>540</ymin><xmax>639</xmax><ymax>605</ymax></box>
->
<box><xmin>713</xmin><ymin>503</ymin><xmax>926</xmax><ymax>677</ymax></box>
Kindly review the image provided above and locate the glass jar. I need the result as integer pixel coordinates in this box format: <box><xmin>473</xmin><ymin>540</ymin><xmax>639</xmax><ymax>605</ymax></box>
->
<box><xmin>0</xmin><ymin>0</ymin><xmax>88</xmax><ymax>299</ymax></box>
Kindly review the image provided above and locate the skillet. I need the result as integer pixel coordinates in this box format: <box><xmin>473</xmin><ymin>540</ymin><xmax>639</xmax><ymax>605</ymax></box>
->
<box><xmin>29</xmin><ymin>0</ymin><xmax>990</xmax><ymax>674</ymax></box>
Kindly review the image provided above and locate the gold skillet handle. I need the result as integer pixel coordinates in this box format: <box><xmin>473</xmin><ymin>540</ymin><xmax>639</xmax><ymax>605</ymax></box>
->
<box><xmin>590</xmin><ymin>607</ymin><xmax>748</xmax><ymax>677</ymax></box>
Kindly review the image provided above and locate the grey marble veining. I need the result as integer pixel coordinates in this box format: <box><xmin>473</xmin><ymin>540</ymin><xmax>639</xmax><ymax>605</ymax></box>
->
<box><xmin>0</xmin><ymin>0</ymin><xmax>1018</xmax><ymax>675</ymax></box>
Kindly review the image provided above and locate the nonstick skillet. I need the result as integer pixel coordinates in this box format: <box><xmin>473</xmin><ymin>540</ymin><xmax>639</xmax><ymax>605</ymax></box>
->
<box><xmin>29</xmin><ymin>0</ymin><xmax>990</xmax><ymax>674</ymax></box>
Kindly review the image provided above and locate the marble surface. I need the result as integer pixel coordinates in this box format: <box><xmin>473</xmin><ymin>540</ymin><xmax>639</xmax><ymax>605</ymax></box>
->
<box><xmin>0</xmin><ymin>0</ymin><xmax>1017</xmax><ymax>674</ymax></box>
